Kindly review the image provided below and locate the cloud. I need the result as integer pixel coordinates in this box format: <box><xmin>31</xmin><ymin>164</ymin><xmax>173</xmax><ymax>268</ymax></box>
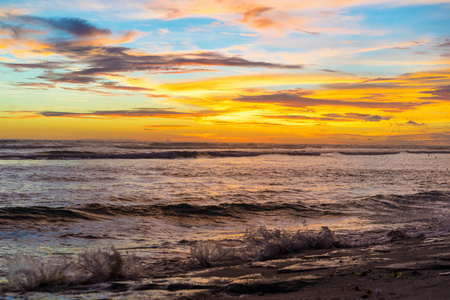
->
<box><xmin>143</xmin><ymin>124</ymin><xmax>190</xmax><ymax>130</ymax></box>
<box><xmin>0</xmin><ymin>14</ymin><xmax>138</xmax><ymax>58</ymax></box>
<box><xmin>419</xmin><ymin>85</ymin><xmax>450</xmax><ymax>100</ymax></box>
<box><xmin>37</xmin><ymin>70</ymin><xmax>98</xmax><ymax>84</ymax></box>
<box><xmin>2</xmin><ymin>107</ymin><xmax>215</xmax><ymax>120</ymax></box>
<box><xmin>2</xmin><ymin>48</ymin><xmax>302</xmax><ymax>84</ymax></box>
<box><xmin>100</xmin><ymin>81</ymin><xmax>154</xmax><ymax>92</ymax></box>
<box><xmin>13</xmin><ymin>82</ymin><xmax>55</xmax><ymax>89</ymax></box>
<box><xmin>263</xmin><ymin>112</ymin><xmax>391</xmax><ymax>122</ymax></box>
<box><xmin>233</xmin><ymin>89</ymin><xmax>427</xmax><ymax>110</ymax></box>
<box><xmin>295</xmin><ymin>28</ymin><xmax>319</xmax><ymax>36</ymax></box>
<box><xmin>323</xmin><ymin>113</ymin><xmax>391</xmax><ymax>122</ymax></box>
<box><xmin>37</xmin><ymin>108</ymin><xmax>193</xmax><ymax>118</ymax></box>
<box><xmin>401</xmin><ymin>120</ymin><xmax>426</xmax><ymax>126</ymax></box>
<box><xmin>261</xmin><ymin>114</ymin><xmax>338</xmax><ymax>122</ymax></box>
<box><xmin>146</xmin><ymin>0</ymin><xmax>304</xmax><ymax>36</ymax></box>
<box><xmin>158</xmin><ymin>28</ymin><xmax>170</xmax><ymax>36</ymax></box>
<box><xmin>436</xmin><ymin>39</ymin><xmax>450</xmax><ymax>47</ymax></box>
<box><xmin>240</xmin><ymin>6</ymin><xmax>275</xmax><ymax>28</ymax></box>
<box><xmin>13</xmin><ymin>15</ymin><xmax>111</xmax><ymax>37</ymax></box>
<box><xmin>60</xmin><ymin>86</ymin><xmax>130</xmax><ymax>96</ymax></box>
<box><xmin>210</xmin><ymin>120</ymin><xmax>284</xmax><ymax>126</ymax></box>
<box><xmin>1</xmin><ymin>11</ymin><xmax>303</xmax><ymax>86</ymax></box>
<box><xmin>0</xmin><ymin>61</ymin><xmax>67</xmax><ymax>72</ymax></box>
<box><xmin>0</xmin><ymin>21</ymin><xmax>45</xmax><ymax>38</ymax></box>
<box><xmin>240</xmin><ymin>33</ymin><xmax>258</xmax><ymax>36</ymax></box>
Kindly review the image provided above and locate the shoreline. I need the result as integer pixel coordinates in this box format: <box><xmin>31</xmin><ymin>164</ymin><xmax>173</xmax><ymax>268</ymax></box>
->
<box><xmin>198</xmin><ymin>235</ymin><xmax>450</xmax><ymax>299</ymax></box>
<box><xmin>4</xmin><ymin>234</ymin><xmax>448</xmax><ymax>299</ymax></box>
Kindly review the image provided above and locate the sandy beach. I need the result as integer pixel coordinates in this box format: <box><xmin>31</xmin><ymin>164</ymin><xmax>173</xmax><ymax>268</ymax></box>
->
<box><xmin>13</xmin><ymin>233</ymin><xmax>444</xmax><ymax>300</ymax></box>
<box><xmin>1</xmin><ymin>227</ymin><xmax>449</xmax><ymax>299</ymax></box>
<box><xmin>165</xmin><ymin>234</ymin><xmax>450</xmax><ymax>300</ymax></box>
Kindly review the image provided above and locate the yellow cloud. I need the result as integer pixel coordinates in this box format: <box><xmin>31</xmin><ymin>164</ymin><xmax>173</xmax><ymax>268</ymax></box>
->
<box><xmin>160</xmin><ymin>73</ymin><xmax>361</xmax><ymax>95</ymax></box>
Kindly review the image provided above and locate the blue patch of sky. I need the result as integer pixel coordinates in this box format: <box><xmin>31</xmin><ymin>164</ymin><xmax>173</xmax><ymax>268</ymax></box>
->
<box><xmin>348</xmin><ymin>4</ymin><xmax>450</xmax><ymax>37</ymax></box>
<box><xmin>129</xmin><ymin>17</ymin><xmax>257</xmax><ymax>51</ymax></box>
<box><xmin>106</xmin><ymin>17</ymin><xmax>250</xmax><ymax>52</ymax></box>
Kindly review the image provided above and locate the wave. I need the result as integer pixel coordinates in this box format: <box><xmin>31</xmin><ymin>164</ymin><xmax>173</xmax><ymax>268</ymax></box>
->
<box><xmin>338</xmin><ymin>151</ymin><xmax>400</xmax><ymax>155</ymax></box>
<box><xmin>406</xmin><ymin>150</ymin><xmax>450</xmax><ymax>154</ymax></box>
<box><xmin>0</xmin><ymin>150</ymin><xmax>321</xmax><ymax>160</ymax></box>
<box><xmin>0</xmin><ymin>202</ymin><xmax>330</xmax><ymax>225</ymax></box>
<box><xmin>1</xmin><ymin>191</ymin><xmax>448</xmax><ymax>225</ymax></box>
<box><xmin>0</xmin><ymin>145</ymin><xmax>69</xmax><ymax>150</ymax></box>
<box><xmin>0</xmin><ymin>206</ymin><xmax>97</xmax><ymax>224</ymax></box>
<box><xmin>368</xmin><ymin>191</ymin><xmax>450</xmax><ymax>204</ymax></box>
<box><xmin>353</xmin><ymin>191</ymin><xmax>450</xmax><ymax>219</ymax></box>
<box><xmin>2</xmin><ymin>191</ymin><xmax>448</xmax><ymax>224</ymax></box>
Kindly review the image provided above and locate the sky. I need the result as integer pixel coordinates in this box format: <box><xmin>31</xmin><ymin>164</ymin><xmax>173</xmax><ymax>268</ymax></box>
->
<box><xmin>0</xmin><ymin>0</ymin><xmax>449</xmax><ymax>144</ymax></box>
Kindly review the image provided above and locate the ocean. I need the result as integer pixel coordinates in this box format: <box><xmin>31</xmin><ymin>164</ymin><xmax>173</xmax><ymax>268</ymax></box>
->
<box><xmin>0</xmin><ymin>140</ymin><xmax>449</xmax><ymax>298</ymax></box>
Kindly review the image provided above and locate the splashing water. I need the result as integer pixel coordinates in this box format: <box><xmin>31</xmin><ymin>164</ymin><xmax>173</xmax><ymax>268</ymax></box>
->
<box><xmin>2</xmin><ymin>246</ymin><xmax>143</xmax><ymax>292</ymax></box>
<box><xmin>243</xmin><ymin>226</ymin><xmax>347</xmax><ymax>261</ymax></box>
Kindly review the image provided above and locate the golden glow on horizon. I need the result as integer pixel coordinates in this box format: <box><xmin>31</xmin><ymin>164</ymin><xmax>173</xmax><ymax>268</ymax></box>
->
<box><xmin>0</xmin><ymin>1</ymin><xmax>449</xmax><ymax>144</ymax></box>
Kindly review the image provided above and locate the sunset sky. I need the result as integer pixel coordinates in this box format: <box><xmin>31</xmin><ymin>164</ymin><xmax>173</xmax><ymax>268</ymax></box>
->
<box><xmin>1</xmin><ymin>0</ymin><xmax>449</xmax><ymax>144</ymax></box>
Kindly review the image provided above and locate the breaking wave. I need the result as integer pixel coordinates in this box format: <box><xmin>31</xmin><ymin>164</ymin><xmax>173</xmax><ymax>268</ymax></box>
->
<box><xmin>0</xmin><ymin>202</ymin><xmax>332</xmax><ymax>224</ymax></box>
<box><xmin>1</xmin><ymin>246</ymin><xmax>142</xmax><ymax>292</ymax></box>
<box><xmin>1</xmin><ymin>191</ymin><xmax>447</xmax><ymax>225</ymax></box>
<box><xmin>338</xmin><ymin>151</ymin><xmax>400</xmax><ymax>155</ymax></box>
<box><xmin>0</xmin><ymin>150</ymin><xmax>321</xmax><ymax>160</ymax></box>
<box><xmin>1</xmin><ymin>226</ymin><xmax>346</xmax><ymax>292</ymax></box>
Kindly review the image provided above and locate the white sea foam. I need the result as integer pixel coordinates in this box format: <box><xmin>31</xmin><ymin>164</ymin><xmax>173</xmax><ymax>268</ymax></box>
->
<box><xmin>2</xmin><ymin>246</ymin><xmax>142</xmax><ymax>292</ymax></box>
<box><xmin>190</xmin><ymin>242</ymin><xmax>236</xmax><ymax>267</ymax></box>
<box><xmin>243</xmin><ymin>226</ymin><xmax>345</xmax><ymax>260</ymax></box>
<box><xmin>4</xmin><ymin>253</ymin><xmax>70</xmax><ymax>291</ymax></box>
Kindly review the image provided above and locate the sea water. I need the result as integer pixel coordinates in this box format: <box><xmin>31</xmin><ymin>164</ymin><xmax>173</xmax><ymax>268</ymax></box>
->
<box><xmin>0</xmin><ymin>140</ymin><xmax>448</xmax><ymax>296</ymax></box>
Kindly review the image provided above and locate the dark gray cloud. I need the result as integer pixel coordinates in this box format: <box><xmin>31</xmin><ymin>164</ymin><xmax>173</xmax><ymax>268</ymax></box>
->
<box><xmin>37</xmin><ymin>70</ymin><xmax>98</xmax><ymax>84</ymax></box>
<box><xmin>2</xmin><ymin>41</ymin><xmax>303</xmax><ymax>86</ymax></box>
<box><xmin>263</xmin><ymin>113</ymin><xmax>391</xmax><ymax>122</ymax></box>
<box><xmin>399</xmin><ymin>120</ymin><xmax>426</xmax><ymax>126</ymax></box>
<box><xmin>323</xmin><ymin>113</ymin><xmax>391</xmax><ymax>122</ymax></box>
<box><xmin>0</xmin><ymin>61</ymin><xmax>66</xmax><ymax>72</ymax></box>
<box><xmin>38</xmin><ymin>108</ymin><xmax>190</xmax><ymax>118</ymax></box>
<box><xmin>233</xmin><ymin>90</ymin><xmax>427</xmax><ymax>110</ymax></box>
<box><xmin>419</xmin><ymin>85</ymin><xmax>450</xmax><ymax>100</ymax></box>
<box><xmin>63</xmin><ymin>49</ymin><xmax>303</xmax><ymax>77</ymax></box>
<box><xmin>1</xmin><ymin>46</ymin><xmax>303</xmax><ymax>86</ymax></box>
<box><xmin>14</xmin><ymin>16</ymin><xmax>111</xmax><ymax>37</ymax></box>
<box><xmin>1</xmin><ymin>14</ymin><xmax>303</xmax><ymax>83</ymax></box>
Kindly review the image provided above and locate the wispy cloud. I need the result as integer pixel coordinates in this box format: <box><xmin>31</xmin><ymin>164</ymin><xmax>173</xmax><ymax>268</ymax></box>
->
<box><xmin>323</xmin><ymin>113</ymin><xmax>391</xmax><ymax>122</ymax></box>
<box><xmin>233</xmin><ymin>89</ymin><xmax>429</xmax><ymax>111</ymax></box>
<box><xmin>36</xmin><ymin>108</ymin><xmax>198</xmax><ymax>118</ymax></box>
<box><xmin>13</xmin><ymin>15</ymin><xmax>111</xmax><ymax>37</ymax></box>
<box><xmin>1</xmin><ymin>0</ymin><xmax>449</xmax><ymax>144</ymax></box>
<box><xmin>143</xmin><ymin>124</ymin><xmax>190</xmax><ymax>130</ymax></box>
<box><xmin>1</xmin><ymin>12</ymin><xmax>303</xmax><ymax>86</ymax></box>
<box><xmin>420</xmin><ymin>85</ymin><xmax>450</xmax><ymax>100</ymax></box>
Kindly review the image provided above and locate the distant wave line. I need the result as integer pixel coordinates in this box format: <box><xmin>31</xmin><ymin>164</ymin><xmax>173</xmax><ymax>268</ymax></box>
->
<box><xmin>0</xmin><ymin>150</ymin><xmax>321</xmax><ymax>160</ymax></box>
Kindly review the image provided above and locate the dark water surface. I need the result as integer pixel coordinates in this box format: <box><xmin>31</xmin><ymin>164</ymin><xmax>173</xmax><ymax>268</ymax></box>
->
<box><xmin>0</xmin><ymin>140</ymin><xmax>448</xmax><ymax>297</ymax></box>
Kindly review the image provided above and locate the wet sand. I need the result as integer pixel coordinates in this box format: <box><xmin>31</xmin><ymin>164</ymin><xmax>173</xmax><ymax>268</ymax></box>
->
<box><xmin>3</xmin><ymin>235</ymin><xmax>449</xmax><ymax>299</ymax></box>
<box><xmin>196</xmin><ymin>235</ymin><xmax>450</xmax><ymax>300</ymax></box>
<box><xmin>162</xmin><ymin>235</ymin><xmax>450</xmax><ymax>299</ymax></box>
